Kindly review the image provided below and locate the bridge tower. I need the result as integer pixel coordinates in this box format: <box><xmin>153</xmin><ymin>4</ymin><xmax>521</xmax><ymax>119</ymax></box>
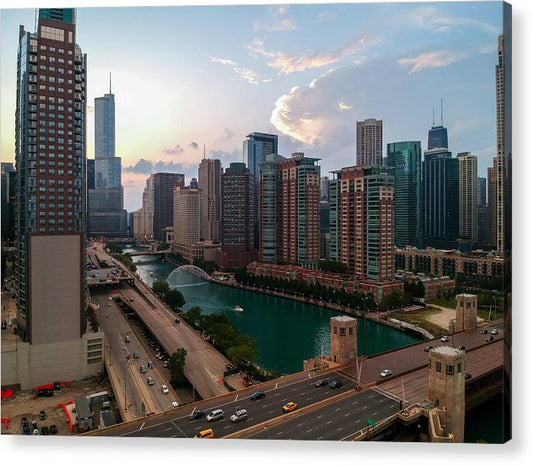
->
<box><xmin>329</xmin><ymin>316</ymin><xmax>358</xmax><ymax>364</ymax></box>
<box><xmin>455</xmin><ymin>293</ymin><xmax>478</xmax><ymax>332</ymax></box>
<box><xmin>428</xmin><ymin>346</ymin><xmax>466</xmax><ymax>442</ymax></box>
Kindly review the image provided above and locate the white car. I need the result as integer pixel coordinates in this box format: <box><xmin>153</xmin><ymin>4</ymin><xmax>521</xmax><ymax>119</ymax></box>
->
<box><xmin>161</xmin><ymin>385</ymin><xmax>169</xmax><ymax>394</ymax></box>
<box><xmin>380</xmin><ymin>369</ymin><xmax>392</xmax><ymax>378</ymax></box>
<box><xmin>440</xmin><ymin>335</ymin><xmax>450</xmax><ymax>342</ymax></box>
<box><xmin>171</xmin><ymin>401</ymin><xmax>179</xmax><ymax>408</ymax></box>
<box><xmin>491</xmin><ymin>328</ymin><xmax>499</xmax><ymax>335</ymax></box>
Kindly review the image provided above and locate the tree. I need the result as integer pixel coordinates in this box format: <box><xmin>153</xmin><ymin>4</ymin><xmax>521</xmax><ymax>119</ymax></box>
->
<box><xmin>168</xmin><ymin>348</ymin><xmax>187</xmax><ymax>386</ymax></box>
<box><xmin>152</xmin><ymin>280</ymin><xmax>170</xmax><ymax>298</ymax></box>
<box><xmin>165</xmin><ymin>289</ymin><xmax>186</xmax><ymax>311</ymax></box>
<box><xmin>227</xmin><ymin>343</ymin><xmax>258</xmax><ymax>370</ymax></box>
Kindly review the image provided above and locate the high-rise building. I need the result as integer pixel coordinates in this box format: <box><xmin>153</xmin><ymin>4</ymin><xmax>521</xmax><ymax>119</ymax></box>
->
<box><xmin>153</xmin><ymin>172</ymin><xmax>184</xmax><ymax>241</ymax></box>
<box><xmin>386</xmin><ymin>141</ymin><xmax>422</xmax><ymax>248</ymax></box>
<box><xmin>198</xmin><ymin>158</ymin><xmax>222</xmax><ymax>243</ymax></box>
<box><xmin>1</xmin><ymin>162</ymin><xmax>16</xmax><ymax>242</ymax></box>
<box><xmin>329</xmin><ymin>165</ymin><xmax>395</xmax><ymax>281</ymax></box>
<box><xmin>86</xmin><ymin>158</ymin><xmax>95</xmax><ymax>190</ymax></box>
<box><xmin>132</xmin><ymin>177</ymin><xmax>154</xmax><ymax>241</ymax></box>
<box><xmin>259</xmin><ymin>152</ymin><xmax>320</xmax><ymax>265</ymax></box>
<box><xmin>477</xmin><ymin>177</ymin><xmax>488</xmax><ymax>244</ymax></box>
<box><xmin>216</xmin><ymin>162</ymin><xmax>257</xmax><ymax>268</ymax></box>
<box><xmin>487</xmin><ymin>165</ymin><xmax>497</xmax><ymax>247</ymax></box>
<box><xmin>7</xmin><ymin>9</ymin><xmax>103</xmax><ymax>389</ymax></box>
<box><xmin>477</xmin><ymin>177</ymin><xmax>487</xmax><ymax>206</ymax></box>
<box><xmin>356</xmin><ymin>118</ymin><xmax>382</xmax><ymax>165</ymax></box>
<box><xmin>422</xmin><ymin>148</ymin><xmax>459</xmax><ymax>249</ymax></box>
<box><xmin>88</xmin><ymin>81</ymin><xmax>127</xmax><ymax>237</ymax></box>
<box><xmin>428</xmin><ymin>101</ymin><xmax>449</xmax><ymax>150</ymax></box>
<box><xmin>458</xmin><ymin>152</ymin><xmax>478</xmax><ymax>242</ymax></box>
<box><xmin>172</xmin><ymin>186</ymin><xmax>201</xmax><ymax>262</ymax></box>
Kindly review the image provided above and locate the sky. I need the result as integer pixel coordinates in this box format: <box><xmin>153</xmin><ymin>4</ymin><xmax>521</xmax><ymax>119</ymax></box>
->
<box><xmin>0</xmin><ymin>1</ymin><xmax>508</xmax><ymax>212</ymax></box>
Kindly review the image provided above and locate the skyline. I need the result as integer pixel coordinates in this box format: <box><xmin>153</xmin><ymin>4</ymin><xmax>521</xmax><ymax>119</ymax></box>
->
<box><xmin>1</xmin><ymin>1</ymin><xmax>504</xmax><ymax>212</ymax></box>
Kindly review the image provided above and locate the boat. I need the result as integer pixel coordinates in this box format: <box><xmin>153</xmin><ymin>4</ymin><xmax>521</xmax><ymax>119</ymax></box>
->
<box><xmin>234</xmin><ymin>305</ymin><xmax>244</xmax><ymax>312</ymax></box>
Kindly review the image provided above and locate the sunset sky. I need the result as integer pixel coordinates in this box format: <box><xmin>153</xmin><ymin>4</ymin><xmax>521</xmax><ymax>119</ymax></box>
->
<box><xmin>1</xmin><ymin>1</ymin><xmax>506</xmax><ymax>211</ymax></box>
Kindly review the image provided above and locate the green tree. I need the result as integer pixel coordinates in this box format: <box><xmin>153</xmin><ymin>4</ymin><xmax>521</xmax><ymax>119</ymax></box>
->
<box><xmin>168</xmin><ymin>348</ymin><xmax>187</xmax><ymax>386</ymax></box>
<box><xmin>165</xmin><ymin>289</ymin><xmax>186</xmax><ymax>311</ymax></box>
<box><xmin>152</xmin><ymin>280</ymin><xmax>170</xmax><ymax>298</ymax></box>
<box><xmin>227</xmin><ymin>343</ymin><xmax>258</xmax><ymax>370</ymax></box>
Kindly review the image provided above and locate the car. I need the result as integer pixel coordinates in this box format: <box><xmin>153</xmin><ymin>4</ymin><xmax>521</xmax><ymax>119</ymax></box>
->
<box><xmin>130</xmin><ymin>298</ymin><xmax>134</xmax><ymax>302</ymax></box>
<box><xmin>457</xmin><ymin>345</ymin><xmax>466</xmax><ymax>351</ymax></box>
<box><xmin>329</xmin><ymin>380</ymin><xmax>343</xmax><ymax>389</ymax></box>
<box><xmin>491</xmin><ymin>328</ymin><xmax>499</xmax><ymax>335</ymax></box>
<box><xmin>147</xmin><ymin>361</ymin><xmax>155</xmax><ymax>369</ymax></box>
<box><xmin>440</xmin><ymin>335</ymin><xmax>450</xmax><ymax>342</ymax></box>
<box><xmin>250</xmin><ymin>390</ymin><xmax>265</xmax><ymax>401</ymax></box>
<box><xmin>206</xmin><ymin>409</ymin><xmax>224</xmax><ymax>422</ymax></box>
<box><xmin>189</xmin><ymin>409</ymin><xmax>205</xmax><ymax>421</ymax></box>
<box><xmin>424</xmin><ymin>345</ymin><xmax>434</xmax><ymax>352</ymax></box>
<box><xmin>480</xmin><ymin>328</ymin><xmax>488</xmax><ymax>334</ymax></box>
<box><xmin>230</xmin><ymin>409</ymin><xmax>248</xmax><ymax>423</ymax></box>
<box><xmin>21</xmin><ymin>426</ymin><xmax>31</xmax><ymax>435</ymax></box>
<box><xmin>314</xmin><ymin>378</ymin><xmax>329</xmax><ymax>387</ymax></box>
<box><xmin>380</xmin><ymin>369</ymin><xmax>392</xmax><ymax>378</ymax></box>
<box><xmin>108</xmin><ymin>297</ymin><xmax>112</xmax><ymax>301</ymax></box>
<box><xmin>147</xmin><ymin>377</ymin><xmax>154</xmax><ymax>386</ymax></box>
<box><xmin>133</xmin><ymin>352</ymin><xmax>139</xmax><ymax>359</ymax></box>
<box><xmin>465</xmin><ymin>373</ymin><xmax>472</xmax><ymax>380</ymax></box>
<box><xmin>194</xmin><ymin>428</ymin><xmax>214</xmax><ymax>439</ymax></box>
<box><xmin>140</xmin><ymin>365</ymin><xmax>147</xmax><ymax>373</ymax></box>
<box><xmin>1</xmin><ymin>320</ymin><xmax>7</xmax><ymax>330</ymax></box>
<box><xmin>485</xmin><ymin>335</ymin><xmax>494</xmax><ymax>342</ymax></box>
<box><xmin>41</xmin><ymin>426</ymin><xmax>50</xmax><ymax>435</ymax></box>
<box><xmin>33</xmin><ymin>428</ymin><xmax>40</xmax><ymax>435</ymax></box>
<box><xmin>31</xmin><ymin>421</ymin><xmax>38</xmax><ymax>431</ymax></box>
<box><xmin>171</xmin><ymin>401</ymin><xmax>179</xmax><ymax>408</ymax></box>
<box><xmin>175</xmin><ymin>318</ymin><xmax>180</xmax><ymax>324</ymax></box>
<box><xmin>282</xmin><ymin>401</ymin><xmax>297</xmax><ymax>413</ymax></box>
<box><xmin>49</xmin><ymin>424</ymin><xmax>58</xmax><ymax>435</ymax></box>
<box><xmin>21</xmin><ymin>417</ymin><xmax>28</xmax><ymax>427</ymax></box>
<box><xmin>124</xmin><ymin>335</ymin><xmax>131</xmax><ymax>343</ymax></box>
<box><xmin>161</xmin><ymin>384</ymin><xmax>169</xmax><ymax>394</ymax></box>
<box><xmin>39</xmin><ymin>410</ymin><xmax>46</xmax><ymax>420</ymax></box>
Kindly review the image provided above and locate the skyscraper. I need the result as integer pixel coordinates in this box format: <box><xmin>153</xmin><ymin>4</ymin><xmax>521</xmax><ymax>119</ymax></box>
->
<box><xmin>259</xmin><ymin>153</ymin><xmax>320</xmax><ymax>265</ymax></box>
<box><xmin>329</xmin><ymin>165</ymin><xmax>395</xmax><ymax>281</ymax></box>
<box><xmin>356</xmin><ymin>118</ymin><xmax>383</xmax><ymax>165</ymax></box>
<box><xmin>487</xmin><ymin>165</ymin><xmax>497</xmax><ymax>247</ymax></box>
<box><xmin>8</xmin><ymin>9</ymin><xmax>103</xmax><ymax>389</ymax></box>
<box><xmin>458</xmin><ymin>152</ymin><xmax>478</xmax><ymax>242</ymax></box>
<box><xmin>172</xmin><ymin>186</ymin><xmax>201</xmax><ymax>260</ymax></box>
<box><xmin>386</xmin><ymin>141</ymin><xmax>422</xmax><ymax>248</ymax></box>
<box><xmin>88</xmin><ymin>81</ymin><xmax>127</xmax><ymax>237</ymax></box>
<box><xmin>217</xmin><ymin>162</ymin><xmax>257</xmax><ymax>268</ymax></box>
<box><xmin>153</xmin><ymin>172</ymin><xmax>185</xmax><ymax>241</ymax></box>
<box><xmin>477</xmin><ymin>176</ymin><xmax>489</xmax><ymax>244</ymax></box>
<box><xmin>1</xmin><ymin>162</ymin><xmax>16</xmax><ymax>242</ymax></box>
<box><xmin>198</xmin><ymin>158</ymin><xmax>222</xmax><ymax>243</ymax></box>
<box><xmin>422</xmin><ymin>148</ymin><xmax>459</xmax><ymax>249</ymax></box>
<box><xmin>428</xmin><ymin>100</ymin><xmax>449</xmax><ymax>150</ymax></box>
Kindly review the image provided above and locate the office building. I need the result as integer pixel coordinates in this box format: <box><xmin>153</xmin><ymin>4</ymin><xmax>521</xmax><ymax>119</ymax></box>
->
<box><xmin>1</xmin><ymin>163</ymin><xmax>16</xmax><ymax>242</ymax></box>
<box><xmin>356</xmin><ymin>118</ymin><xmax>382</xmax><ymax>165</ymax></box>
<box><xmin>428</xmin><ymin>101</ymin><xmax>449</xmax><ymax>150</ymax></box>
<box><xmin>198</xmin><ymin>158</ymin><xmax>222</xmax><ymax>243</ymax></box>
<box><xmin>329</xmin><ymin>165</ymin><xmax>395</xmax><ymax>281</ymax></box>
<box><xmin>386</xmin><ymin>141</ymin><xmax>422</xmax><ymax>248</ymax></box>
<box><xmin>87</xmin><ymin>82</ymin><xmax>127</xmax><ymax>237</ymax></box>
<box><xmin>217</xmin><ymin>162</ymin><xmax>257</xmax><ymax>268</ymax></box>
<box><xmin>132</xmin><ymin>177</ymin><xmax>154</xmax><ymax>241</ymax></box>
<box><xmin>458</xmin><ymin>152</ymin><xmax>478</xmax><ymax>242</ymax></box>
<box><xmin>153</xmin><ymin>172</ymin><xmax>185</xmax><ymax>241</ymax></box>
<box><xmin>487</xmin><ymin>165</ymin><xmax>497</xmax><ymax>247</ymax></box>
<box><xmin>422</xmin><ymin>148</ymin><xmax>459</xmax><ymax>249</ymax></box>
<box><xmin>5</xmin><ymin>9</ymin><xmax>103</xmax><ymax>390</ymax></box>
<box><xmin>259</xmin><ymin>152</ymin><xmax>320</xmax><ymax>265</ymax></box>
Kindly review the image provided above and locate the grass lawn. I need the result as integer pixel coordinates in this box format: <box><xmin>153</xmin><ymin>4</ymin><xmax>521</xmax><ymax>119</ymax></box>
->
<box><xmin>390</xmin><ymin>306</ymin><xmax>447</xmax><ymax>337</ymax></box>
<box><xmin>426</xmin><ymin>297</ymin><xmax>456</xmax><ymax>309</ymax></box>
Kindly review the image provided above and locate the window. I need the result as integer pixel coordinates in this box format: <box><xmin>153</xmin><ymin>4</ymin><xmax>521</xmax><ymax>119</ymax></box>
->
<box><xmin>457</xmin><ymin>363</ymin><xmax>462</xmax><ymax>373</ymax></box>
<box><xmin>340</xmin><ymin>328</ymin><xmax>346</xmax><ymax>336</ymax></box>
<box><xmin>435</xmin><ymin>361</ymin><xmax>442</xmax><ymax>373</ymax></box>
<box><xmin>446</xmin><ymin>364</ymin><xmax>454</xmax><ymax>375</ymax></box>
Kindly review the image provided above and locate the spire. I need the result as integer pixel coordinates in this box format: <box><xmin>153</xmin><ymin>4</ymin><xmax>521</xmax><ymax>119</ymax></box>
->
<box><xmin>109</xmin><ymin>72</ymin><xmax>112</xmax><ymax>94</ymax></box>
<box><xmin>440</xmin><ymin>95</ymin><xmax>444</xmax><ymax>125</ymax></box>
<box><xmin>203</xmin><ymin>144</ymin><xmax>206</xmax><ymax>160</ymax></box>
<box><xmin>432</xmin><ymin>106</ymin><xmax>435</xmax><ymax>127</ymax></box>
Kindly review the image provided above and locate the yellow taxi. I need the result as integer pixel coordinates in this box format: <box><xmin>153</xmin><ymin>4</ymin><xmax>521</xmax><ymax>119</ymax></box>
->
<box><xmin>194</xmin><ymin>428</ymin><xmax>214</xmax><ymax>439</ymax></box>
<box><xmin>282</xmin><ymin>401</ymin><xmax>298</xmax><ymax>413</ymax></box>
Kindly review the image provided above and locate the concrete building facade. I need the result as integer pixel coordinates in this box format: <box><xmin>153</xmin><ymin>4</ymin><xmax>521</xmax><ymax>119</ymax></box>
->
<box><xmin>329</xmin><ymin>316</ymin><xmax>358</xmax><ymax>364</ymax></box>
<box><xmin>356</xmin><ymin>118</ymin><xmax>383</xmax><ymax>165</ymax></box>
<box><xmin>458</xmin><ymin>152</ymin><xmax>478</xmax><ymax>242</ymax></box>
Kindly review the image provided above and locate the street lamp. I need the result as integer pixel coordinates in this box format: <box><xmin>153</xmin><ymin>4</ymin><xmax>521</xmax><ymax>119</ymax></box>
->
<box><xmin>263</xmin><ymin>426</ymin><xmax>271</xmax><ymax>440</ymax></box>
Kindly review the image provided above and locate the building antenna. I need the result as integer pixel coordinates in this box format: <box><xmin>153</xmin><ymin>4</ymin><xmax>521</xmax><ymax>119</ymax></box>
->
<box><xmin>109</xmin><ymin>72</ymin><xmax>112</xmax><ymax>94</ymax></box>
<box><xmin>34</xmin><ymin>9</ymin><xmax>38</xmax><ymax>33</ymax></box>
<box><xmin>440</xmin><ymin>95</ymin><xmax>444</xmax><ymax>126</ymax></box>
<box><xmin>432</xmin><ymin>106</ymin><xmax>435</xmax><ymax>127</ymax></box>
<box><xmin>203</xmin><ymin>144</ymin><xmax>206</xmax><ymax>160</ymax></box>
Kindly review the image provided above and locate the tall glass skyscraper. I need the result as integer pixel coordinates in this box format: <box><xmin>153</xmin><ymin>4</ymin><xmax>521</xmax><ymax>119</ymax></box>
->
<box><xmin>386</xmin><ymin>141</ymin><xmax>422</xmax><ymax>248</ymax></box>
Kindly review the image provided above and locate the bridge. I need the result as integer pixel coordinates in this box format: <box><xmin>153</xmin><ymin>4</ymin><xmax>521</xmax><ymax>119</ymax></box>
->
<box><xmin>175</xmin><ymin>264</ymin><xmax>211</xmax><ymax>281</ymax></box>
<box><xmin>126</xmin><ymin>249</ymin><xmax>171</xmax><ymax>257</ymax></box>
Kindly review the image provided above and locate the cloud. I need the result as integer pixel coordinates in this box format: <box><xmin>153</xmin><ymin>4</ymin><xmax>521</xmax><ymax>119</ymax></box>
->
<box><xmin>123</xmin><ymin>159</ymin><xmax>189</xmax><ymax>175</ymax></box>
<box><xmin>223</xmin><ymin>128</ymin><xmax>234</xmax><ymax>140</ymax></box>
<box><xmin>246</xmin><ymin>37</ymin><xmax>367</xmax><ymax>75</ymax></box>
<box><xmin>164</xmin><ymin>144</ymin><xmax>184</xmax><ymax>156</ymax></box>
<box><xmin>253</xmin><ymin>5</ymin><xmax>297</xmax><ymax>32</ymax></box>
<box><xmin>338</xmin><ymin>102</ymin><xmax>352</xmax><ymax>111</ymax></box>
<box><xmin>189</xmin><ymin>142</ymin><xmax>199</xmax><ymax>150</ymax></box>
<box><xmin>397</xmin><ymin>50</ymin><xmax>468</xmax><ymax>74</ymax></box>
<box><xmin>210</xmin><ymin>57</ymin><xmax>236</xmax><ymax>66</ymax></box>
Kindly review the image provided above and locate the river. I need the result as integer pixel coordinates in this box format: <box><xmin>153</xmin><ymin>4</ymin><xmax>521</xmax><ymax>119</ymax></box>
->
<box><xmin>126</xmin><ymin>248</ymin><xmax>505</xmax><ymax>443</ymax></box>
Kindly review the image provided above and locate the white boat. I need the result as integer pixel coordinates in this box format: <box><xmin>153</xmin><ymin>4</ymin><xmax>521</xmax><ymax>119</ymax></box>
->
<box><xmin>234</xmin><ymin>305</ymin><xmax>244</xmax><ymax>312</ymax></box>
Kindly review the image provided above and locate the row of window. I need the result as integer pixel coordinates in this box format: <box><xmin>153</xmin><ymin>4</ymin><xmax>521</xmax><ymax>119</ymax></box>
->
<box><xmin>430</xmin><ymin>359</ymin><xmax>463</xmax><ymax>375</ymax></box>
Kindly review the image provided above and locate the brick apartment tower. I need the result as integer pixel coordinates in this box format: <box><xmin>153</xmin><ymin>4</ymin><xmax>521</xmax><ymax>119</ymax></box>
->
<box><xmin>153</xmin><ymin>172</ymin><xmax>184</xmax><ymax>241</ymax></box>
<box><xmin>259</xmin><ymin>152</ymin><xmax>320</xmax><ymax>266</ymax></box>
<box><xmin>7</xmin><ymin>9</ymin><xmax>104</xmax><ymax>389</ymax></box>
<box><xmin>329</xmin><ymin>316</ymin><xmax>358</xmax><ymax>364</ymax></box>
<box><xmin>329</xmin><ymin>165</ymin><xmax>395</xmax><ymax>281</ymax></box>
<box><xmin>428</xmin><ymin>347</ymin><xmax>466</xmax><ymax>442</ymax></box>
<box><xmin>198</xmin><ymin>157</ymin><xmax>222</xmax><ymax>243</ymax></box>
